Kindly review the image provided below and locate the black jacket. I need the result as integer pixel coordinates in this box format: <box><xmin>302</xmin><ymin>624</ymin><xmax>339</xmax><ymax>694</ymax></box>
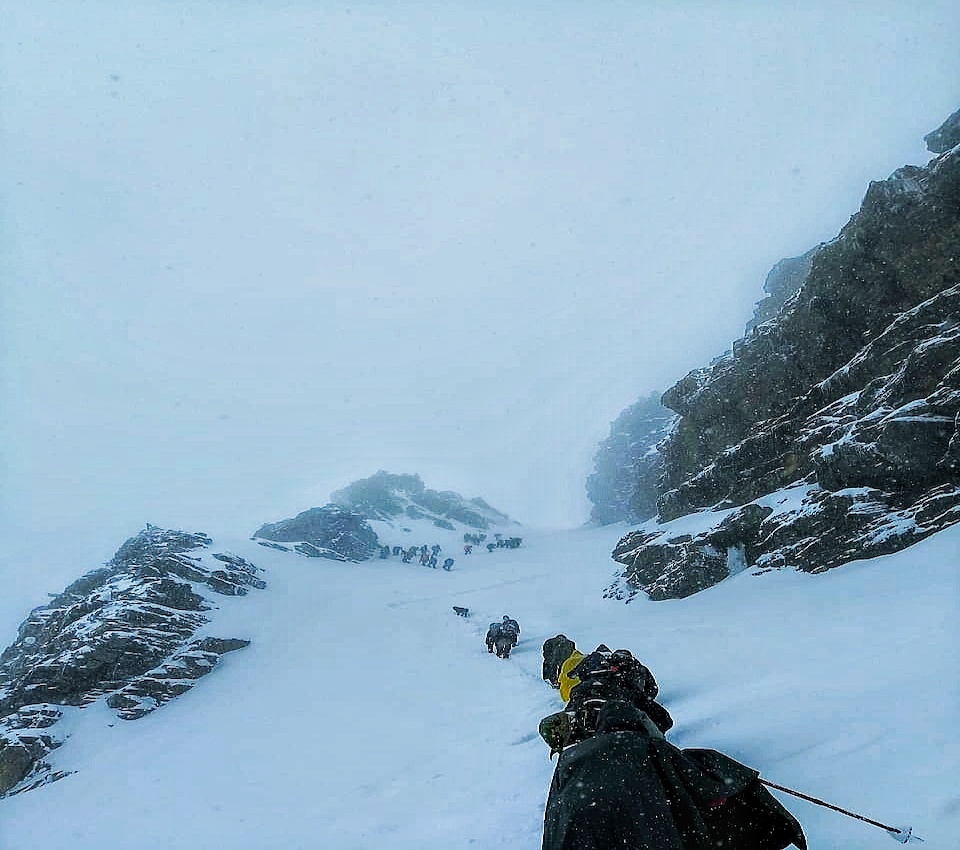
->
<box><xmin>541</xmin><ymin>701</ymin><xmax>806</xmax><ymax>850</ymax></box>
<box><xmin>571</xmin><ymin>648</ymin><xmax>659</xmax><ymax>700</ymax></box>
<box><xmin>565</xmin><ymin>669</ymin><xmax>674</xmax><ymax>736</ymax></box>
<box><xmin>541</xmin><ymin>635</ymin><xmax>576</xmax><ymax>685</ymax></box>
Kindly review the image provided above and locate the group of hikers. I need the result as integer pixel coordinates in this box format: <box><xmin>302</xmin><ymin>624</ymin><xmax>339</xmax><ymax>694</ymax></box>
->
<box><xmin>486</xmin><ymin>535</ymin><xmax>522</xmax><ymax>551</ymax></box>
<box><xmin>484</xmin><ymin>615</ymin><xmax>521</xmax><ymax>658</ymax></box>
<box><xmin>534</xmin><ymin>635</ymin><xmax>808</xmax><ymax>850</ymax></box>
<box><xmin>381</xmin><ymin>533</ymin><xmax>526</xmax><ymax>567</ymax></box>
<box><xmin>462</xmin><ymin>532</ymin><xmax>524</xmax><ymax>555</ymax></box>
<box><xmin>381</xmin><ymin>543</ymin><xmax>455</xmax><ymax>571</ymax></box>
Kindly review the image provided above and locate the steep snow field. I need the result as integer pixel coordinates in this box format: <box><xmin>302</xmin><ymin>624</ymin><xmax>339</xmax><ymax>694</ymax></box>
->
<box><xmin>1</xmin><ymin>517</ymin><xmax>957</xmax><ymax>849</ymax></box>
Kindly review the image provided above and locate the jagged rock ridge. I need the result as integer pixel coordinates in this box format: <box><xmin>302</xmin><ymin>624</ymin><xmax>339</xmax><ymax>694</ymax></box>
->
<box><xmin>0</xmin><ymin>525</ymin><xmax>264</xmax><ymax>795</ymax></box>
<box><xmin>608</xmin><ymin>108</ymin><xmax>960</xmax><ymax>601</ymax></box>
<box><xmin>586</xmin><ymin>393</ymin><xmax>676</xmax><ymax>525</ymax></box>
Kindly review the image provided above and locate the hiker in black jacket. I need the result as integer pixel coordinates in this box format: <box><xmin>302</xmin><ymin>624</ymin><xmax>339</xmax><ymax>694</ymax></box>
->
<box><xmin>572</xmin><ymin>646</ymin><xmax>659</xmax><ymax>699</ymax></box>
<box><xmin>500</xmin><ymin>615</ymin><xmax>520</xmax><ymax>646</ymax></box>
<box><xmin>541</xmin><ymin>700</ymin><xmax>806</xmax><ymax>850</ymax></box>
<box><xmin>485</xmin><ymin>622</ymin><xmax>502</xmax><ymax>654</ymax></box>
<box><xmin>565</xmin><ymin>646</ymin><xmax>674</xmax><ymax>736</ymax></box>
<box><xmin>541</xmin><ymin>634</ymin><xmax>576</xmax><ymax>688</ymax></box>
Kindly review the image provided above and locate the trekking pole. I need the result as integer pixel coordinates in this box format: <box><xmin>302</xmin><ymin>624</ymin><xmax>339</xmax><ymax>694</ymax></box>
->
<box><xmin>760</xmin><ymin>779</ymin><xmax>924</xmax><ymax>843</ymax></box>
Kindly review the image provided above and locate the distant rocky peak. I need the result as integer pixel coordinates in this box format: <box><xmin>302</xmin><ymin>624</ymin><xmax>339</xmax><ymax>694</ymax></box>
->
<box><xmin>330</xmin><ymin>471</ymin><xmax>513</xmax><ymax>530</ymax></box>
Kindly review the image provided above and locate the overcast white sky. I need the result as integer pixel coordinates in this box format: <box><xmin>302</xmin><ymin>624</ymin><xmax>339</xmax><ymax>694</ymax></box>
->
<box><xmin>2</xmin><ymin>2</ymin><xmax>959</xmax><ymax>570</ymax></box>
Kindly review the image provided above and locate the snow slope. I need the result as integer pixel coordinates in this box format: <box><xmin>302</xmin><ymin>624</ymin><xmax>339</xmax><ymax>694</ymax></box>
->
<box><xmin>0</xmin><ymin>517</ymin><xmax>957</xmax><ymax>849</ymax></box>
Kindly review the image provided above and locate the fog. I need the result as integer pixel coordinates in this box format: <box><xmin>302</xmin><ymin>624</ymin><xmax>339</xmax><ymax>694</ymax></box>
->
<box><xmin>2</xmin><ymin>2</ymin><xmax>959</xmax><ymax>575</ymax></box>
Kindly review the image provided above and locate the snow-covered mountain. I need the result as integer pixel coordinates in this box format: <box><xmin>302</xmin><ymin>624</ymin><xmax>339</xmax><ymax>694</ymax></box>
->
<box><xmin>3</xmin><ymin>11</ymin><xmax>958</xmax><ymax>850</ymax></box>
<box><xmin>2</xmin><ymin>99</ymin><xmax>957</xmax><ymax>850</ymax></box>
<box><xmin>0</xmin><ymin>511</ymin><xmax>956</xmax><ymax>848</ymax></box>
<box><xmin>250</xmin><ymin>473</ymin><xmax>516</xmax><ymax>563</ymax></box>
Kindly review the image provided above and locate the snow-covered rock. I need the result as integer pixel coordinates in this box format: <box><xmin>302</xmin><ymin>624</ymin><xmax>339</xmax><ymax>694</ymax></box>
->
<box><xmin>252</xmin><ymin>473</ymin><xmax>514</xmax><ymax>563</ymax></box>
<box><xmin>330</xmin><ymin>471</ymin><xmax>515</xmax><ymax>530</ymax></box>
<box><xmin>253</xmin><ymin>504</ymin><xmax>379</xmax><ymax>561</ymax></box>
<box><xmin>0</xmin><ymin>525</ymin><xmax>263</xmax><ymax>795</ymax></box>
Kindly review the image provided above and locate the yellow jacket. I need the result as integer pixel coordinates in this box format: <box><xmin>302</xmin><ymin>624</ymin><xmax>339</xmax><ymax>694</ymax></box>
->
<box><xmin>558</xmin><ymin>649</ymin><xmax>585</xmax><ymax>703</ymax></box>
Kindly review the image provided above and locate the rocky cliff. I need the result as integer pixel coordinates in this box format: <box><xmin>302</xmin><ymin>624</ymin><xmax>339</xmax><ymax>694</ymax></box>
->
<box><xmin>0</xmin><ymin>525</ymin><xmax>264</xmax><ymax>795</ymax></box>
<box><xmin>608</xmin><ymin>108</ymin><xmax>960</xmax><ymax>601</ymax></box>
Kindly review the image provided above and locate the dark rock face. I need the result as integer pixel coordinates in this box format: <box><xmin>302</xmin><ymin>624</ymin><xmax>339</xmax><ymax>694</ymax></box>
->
<box><xmin>254</xmin><ymin>504</ymin><xmax>379</xmax><ymax>561</ymax></box>
<box><xmin>0</xmin><ymin>525</ymin><xmax>264</xmax><ymax>795</ymax></box>
<box><xmin>330</xmin><ymin>471</ymin><xmax>513</xmax><ymax>530</ymax></box>
<box><xmin>610</xmin><ymin>109</ymin><xmax>960</xmax><ymax>601</ymax></box>
<box><xmin>586</xmin><ymin>393</ymin><xmax>676</xmax><ymax>525</ymax></box>
<box><xmin>609</xmin><ymin>531</ymin><xmax>727</xmax><ymax>601</ymax></box>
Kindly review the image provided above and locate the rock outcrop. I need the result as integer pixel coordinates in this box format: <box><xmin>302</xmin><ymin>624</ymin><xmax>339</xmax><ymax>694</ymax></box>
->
<box><xmin>0</xmin><ymin>525</ymin><xmax>263</xmax><ymax>795</ymax></box>
<box><xmin>330</xmin><ymin>471</ymin><xmax>514</xmax><ymax>530</ymax></box>
<box><xmin>586</xmin><ymin>393</ymin><xmax>676</xmax><ymax>524</ymax></box>
<box><xmin>744</xmin><ymin>247</ymin><xmax>818</xmax><ymax>334</ymax></box>
<box><xmin>924</xmin><ymin>107</ymin><xmax>960</xmax><ymax>155</ymax></box>
<box><xmin>253</xmin><ymin>504</ymin><xmax>379</xmax><ymax>560</ymax></box>
<box><xmin>609</xmin><ymin>108</ymin><xmax>960</xmax><ymax>601</ymax></box>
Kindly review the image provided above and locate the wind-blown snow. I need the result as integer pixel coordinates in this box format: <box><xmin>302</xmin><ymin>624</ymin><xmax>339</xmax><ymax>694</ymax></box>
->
<box><xmin>0</xmin><ymin>519</ymin><xmax>957</xmax><ymax>848</ymax></box>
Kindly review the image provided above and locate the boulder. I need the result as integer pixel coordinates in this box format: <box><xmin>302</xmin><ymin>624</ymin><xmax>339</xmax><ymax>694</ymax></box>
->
<box><xmin>0</xmin><ymin>740</ymin><xmax>33</xmax><ymax>795</ymax></box>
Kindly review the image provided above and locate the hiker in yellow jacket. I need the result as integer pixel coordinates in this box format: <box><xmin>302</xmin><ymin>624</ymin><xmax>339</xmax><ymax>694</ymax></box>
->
<box><xmin>558</xmin><ymin>646</ymin><xmax>585</xmax><ymax>702</ymax></box>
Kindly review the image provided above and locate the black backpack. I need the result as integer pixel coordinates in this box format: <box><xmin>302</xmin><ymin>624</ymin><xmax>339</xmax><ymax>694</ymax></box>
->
<box><xmin>538</xmin><ymin>700</ymin><xmax>668</xmax><ymax>758</ymax></box>
<box><xmin>572</xmin><ymin>648</ymin><xmax>659</xmax><ymax>700</ymax></box>
<box><xmin>567</xmin><ymin>649</ymin><xmax>672</xmax><ymax>736</ymax></box>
